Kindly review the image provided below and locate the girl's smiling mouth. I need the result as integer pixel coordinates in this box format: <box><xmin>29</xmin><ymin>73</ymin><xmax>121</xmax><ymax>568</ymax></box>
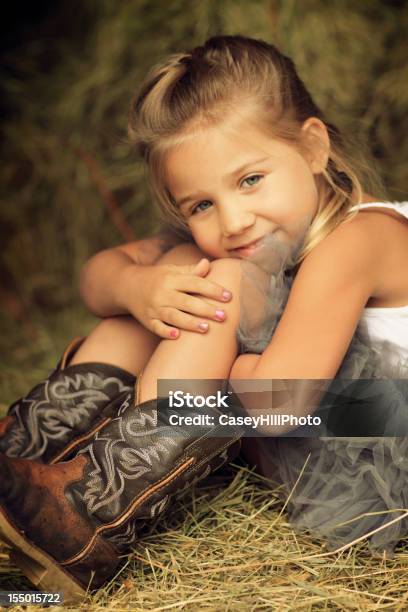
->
<box><xmin>229</xmin><ymin>237</ymin><xmax>265</xmax><ymax>257</ymax></box>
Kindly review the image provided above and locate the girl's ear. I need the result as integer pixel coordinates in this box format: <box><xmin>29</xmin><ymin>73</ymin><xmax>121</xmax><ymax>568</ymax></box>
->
<box><xmin>300</xmin><ymin>117</ymin><xmax>330</xmax><ymax>174</ymax></box>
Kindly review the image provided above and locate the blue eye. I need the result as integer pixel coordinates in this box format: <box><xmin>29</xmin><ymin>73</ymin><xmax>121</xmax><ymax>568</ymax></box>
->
<box><xmin>242</xmin><ymin>174</ymin><xmax>262</xmax><ymax>188</ymax></box>
<box><xmin>191</xmin><ymin>200</ymin><xmax>212</xmax><ymax>215</ymax></box>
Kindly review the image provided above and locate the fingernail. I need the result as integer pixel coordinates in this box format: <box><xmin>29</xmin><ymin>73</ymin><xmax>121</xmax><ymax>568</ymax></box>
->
<box><xmin>222</xmin><ymin>290</ymin><xmax>232</xmax><ymax>300</ymax></box>
<box><xmin>198</xmin><ymin>322</ymin><xmax>209</xmax><ymax>331</ymax></box>
<box><xmin>215</xmin><ymin>310</ymin><xmax>225</xmax><ymax>321</ymax></box>
<box><xmin>170</xmin><ymin>329</ymin><xmax>178</xmax><ymax>338</ymax></box>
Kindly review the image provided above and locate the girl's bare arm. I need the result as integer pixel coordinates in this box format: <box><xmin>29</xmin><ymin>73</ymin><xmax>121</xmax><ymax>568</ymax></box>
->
<box><xmin>231</xmin><ymin>215</ymin><xmax>382</xmax><ymax>381</ymax></box>
<box><xmin>79</xmin><ymin>227</ymin><xmax>186</xmax><ymax>317</ymax></box>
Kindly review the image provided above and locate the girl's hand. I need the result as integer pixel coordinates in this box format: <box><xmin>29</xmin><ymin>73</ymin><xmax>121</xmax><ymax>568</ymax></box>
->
<box><xmin>116</xmin><ymin>258</ymin><xmax>232</xmax><ymax>339</ymax></box>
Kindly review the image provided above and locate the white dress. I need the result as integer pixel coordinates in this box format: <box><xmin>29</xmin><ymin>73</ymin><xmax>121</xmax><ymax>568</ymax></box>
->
<box><xmin>239</xmin><ymin>202</ymin><xmax>408</xmax><ymax>555</ymax></box>
<box><xmin>350</xmin><ymin>202</ymin><xmax>408</xmax><ymax>373</ymax></box>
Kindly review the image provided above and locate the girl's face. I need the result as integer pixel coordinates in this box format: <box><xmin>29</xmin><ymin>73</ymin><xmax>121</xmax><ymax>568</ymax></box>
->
<box><xmin>164</xmin><ymin>117</ymin><xmax>325</xmax><ymax>260</ymax></box>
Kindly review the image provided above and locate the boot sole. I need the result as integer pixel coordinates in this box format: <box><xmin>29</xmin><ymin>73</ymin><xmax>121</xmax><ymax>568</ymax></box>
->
<box><xmin>0</xmin><ymin>508</ymin><xmax>88</xmax><ymax>604</ymax></box>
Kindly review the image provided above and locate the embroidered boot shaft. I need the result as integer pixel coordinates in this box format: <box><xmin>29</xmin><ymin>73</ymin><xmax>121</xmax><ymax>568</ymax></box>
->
<box><xmin>0</xmin><ymin>337</ymin><xmax>135</xmax><ymax>463</ymax></box>
<box><xmin>0</xmin><ymin>390</ymin><xmax>243</xmax><ymax>603</ymax></box>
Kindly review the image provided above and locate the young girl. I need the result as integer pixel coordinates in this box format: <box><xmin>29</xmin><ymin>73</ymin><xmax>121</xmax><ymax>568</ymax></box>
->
<box><xmin>0</xmin><ymin>35</ymin><xmax>407</xmax><ymax>599</ymax></box>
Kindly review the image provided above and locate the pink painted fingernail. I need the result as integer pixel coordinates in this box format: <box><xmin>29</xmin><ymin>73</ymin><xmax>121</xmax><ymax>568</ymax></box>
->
<box><xmin>170</xmin><ymin>329</ymin><xmax>178</xmax><ymax>338</ymax></box>
<box><xmin>222</xmin><ymin>290</ymin><xmax>232</xmax><ymax>300</ymax></box>
<box><xmin>198</xmin><ymin>322</ymin><xmax>209</xmax><ymax>331</ymax></box>
<box><xmin>215</xmin><ymin>310</ymin><xmax>225</xmax><ymax>321</ymax></box>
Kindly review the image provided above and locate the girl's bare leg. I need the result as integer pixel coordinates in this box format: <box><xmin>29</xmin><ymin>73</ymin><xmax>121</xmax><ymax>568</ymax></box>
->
<box><xmin>69</xmin><ymin>315</ymin><xmax>160</xmax><ymax>376</ymax></box>
<box><xmin>70</xmin><ymin>248</ymin><xmax>276</xmax><ymax>480</ymax></box>
<box><xmin>138</xmin><ymin>257</ymin><xmax>243</xmax><ymax>402</ymax></box>
<box><xmin>134</xmin><ymin>252</ymin><xmax>281</xmax><ymax>483</ymax></box>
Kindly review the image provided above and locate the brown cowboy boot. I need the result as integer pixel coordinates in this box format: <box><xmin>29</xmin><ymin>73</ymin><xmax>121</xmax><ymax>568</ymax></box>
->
<box><xmin>0</xmin><ymin>381</ymin><xmax>243</xmax><ymax>603</ymax></box>
<box><xmin>0</xmin><ymin>337</ymin><xmax>136</xmax><ymax>464</ymax></box>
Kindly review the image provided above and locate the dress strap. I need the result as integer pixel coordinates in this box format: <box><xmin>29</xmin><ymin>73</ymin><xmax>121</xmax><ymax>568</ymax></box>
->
<box><xmin>349</xmin><ymin>201</ymin><xmax>408</xmax><ymax>220</ymax></box>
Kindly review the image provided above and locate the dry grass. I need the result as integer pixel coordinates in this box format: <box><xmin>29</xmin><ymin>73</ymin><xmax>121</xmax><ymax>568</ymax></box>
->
<box><xmin>1</xmin><ymin>463</ymin><xmax>408</xmax><ymax>611</ymax></box>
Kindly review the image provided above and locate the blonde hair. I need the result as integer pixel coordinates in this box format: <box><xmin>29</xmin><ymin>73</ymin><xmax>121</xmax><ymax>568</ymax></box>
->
<box><xmin>128</xmin><ymin>35</ymin><xmax>384</xmax><ymax>264</ymax></box>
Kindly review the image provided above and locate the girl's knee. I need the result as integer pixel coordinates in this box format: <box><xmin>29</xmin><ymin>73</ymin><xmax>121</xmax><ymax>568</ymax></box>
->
<box><xmin>208</xmin><ymin>258</ymin><xmax>243</xmax><ymax>289</ymax></box>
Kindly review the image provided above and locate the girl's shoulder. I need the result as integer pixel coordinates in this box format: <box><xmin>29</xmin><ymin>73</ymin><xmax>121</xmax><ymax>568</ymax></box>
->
<box><xmin>329</xmin><ymin>200</ymin><xmax>408</xmax><ymax>256</ymax></box>
<box><xmin>302</xmin><ymin>211</ymin><xmax>380</xmax><ymax>291</ymax></box>
<box><xmin>329</xmin><ymin>202</ymin><xmax>408</xmax><ymax>308</ymax></box>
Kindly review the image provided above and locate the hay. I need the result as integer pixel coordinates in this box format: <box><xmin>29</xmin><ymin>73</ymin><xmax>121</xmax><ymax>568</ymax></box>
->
<box><xmin>1</xmin><ymin>464</ymin><xmax>407</xmax><ymax>610</ymax></box>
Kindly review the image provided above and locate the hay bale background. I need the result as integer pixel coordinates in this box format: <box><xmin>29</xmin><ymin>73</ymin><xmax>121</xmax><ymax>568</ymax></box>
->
<box><xmin>0</xmin><ymin>1</ymin><xmax>407</xmax><ymax>609</ymax></box>
<box><xmin>1</xmin><ymin>1</ymin><xmax>407</xmax><ymax>394</ymax></box>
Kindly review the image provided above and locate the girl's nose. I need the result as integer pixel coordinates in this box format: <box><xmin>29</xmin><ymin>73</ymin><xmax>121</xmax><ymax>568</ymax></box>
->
<box><xmin>219</xmin><ymin>205</ymin><xmax>255</xmax><ymax>237</ymax></box>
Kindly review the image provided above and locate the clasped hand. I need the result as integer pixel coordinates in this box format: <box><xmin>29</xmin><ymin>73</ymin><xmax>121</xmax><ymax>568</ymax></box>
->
<box><xmin>116</xmin><ymin>258</ymin><xmax>232</xmax><ymax>340</ymax></box>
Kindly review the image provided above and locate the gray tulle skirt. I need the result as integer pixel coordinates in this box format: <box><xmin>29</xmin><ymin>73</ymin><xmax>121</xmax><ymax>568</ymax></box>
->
<box><xmin>238</xmin><ymin>338</ymin><xmax>408</xmax><ymax>556</ymax></box>
<box><xmin>250</xmin><ymin>436</ymin><xmax>408</xmax><ymax>555</ymax></box>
